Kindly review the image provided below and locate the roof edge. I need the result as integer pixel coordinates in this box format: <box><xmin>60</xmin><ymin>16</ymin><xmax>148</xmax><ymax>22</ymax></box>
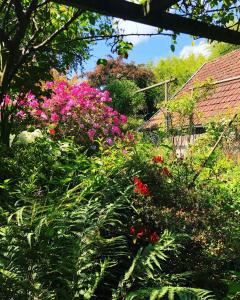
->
<box><xmin>140</xmin><ymin>61</ymin><xmax>207</xmax><ymax>130</ymax></box>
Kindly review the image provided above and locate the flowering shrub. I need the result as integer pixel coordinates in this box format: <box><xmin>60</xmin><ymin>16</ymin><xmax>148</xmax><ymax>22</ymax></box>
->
<box><xmin>133</xmin><ymin>176</ymin><xmax>150</xmax><ymax>196</ymax></box>
<box><xmin>35</xmin><ymin>80</ymin><xmax>127</xmax><ymax>144</ymax></box>
<box><xmin>130</xmin><ymin>225</ymin><xmax>159</xmax><ymax>244</ymax></box>
<box><xmin>1</xmin><ymin>79</ymin><xmax>128</xmax><ymax>147</ymax></box>
<box><xmin>152</xmin><ymin>155</ymin><xmax>164</xmax><ymax>163</ymax></box>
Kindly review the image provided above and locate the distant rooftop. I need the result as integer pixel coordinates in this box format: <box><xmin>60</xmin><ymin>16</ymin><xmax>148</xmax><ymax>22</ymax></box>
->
<box><xmin>143</xmin><ymin>49</ymin><xmax>240</xmax><ymax>130</ymax></box>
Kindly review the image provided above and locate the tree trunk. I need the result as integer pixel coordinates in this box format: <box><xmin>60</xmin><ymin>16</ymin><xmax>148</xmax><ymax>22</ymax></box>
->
<box><xmin>0</xmin><ymin>90</ymin><xmax>10</xmax><ymax>148</ymax></box>
<box><xmin>0</xmin><ymin>117</ymin><xmax>10</xmax><ymax>148</ymax></box>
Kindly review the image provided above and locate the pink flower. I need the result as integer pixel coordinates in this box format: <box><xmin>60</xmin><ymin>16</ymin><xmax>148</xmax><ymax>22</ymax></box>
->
<box><xmin>18</xmin><ymin>80</ymin><xmax>127</xmax><ymax>147</ymax></box>
<box><xmin>29</xmin><ymin>100</ymin><xmax>39</xmax><ymax>108</ymax></box>
<box><xmin>45</xmin><ymin>81</ymin><xmax>54</xmax><ymax>89</ymax></box>
<box><xmin>93</xmin><ymin>123</ymin><xmax>100</xmax><ymax>129</ymax></box>
<box><xmin>42</xmin><ymin>100</ymin><xmax>50</xmax><ymax>109</ymax></box>
<box><xmin>122</xmin><ymin>149</ymin><xmax>128</xmax><ymax>155</ymax></box>
<box><xmin>127</xmin><ymin>132</ymin><xmax>135</xmax><ymax>142</ymax></box>
<box><xmin>16</xmin><ymin>110</ymin><xmax>26</xmax><ymax>118</ymax></box>
<box><xmin>87</xmin><ymin>129</ymin><xmax>96</xmax><ymax>141</ymax></box>
<box><xmin>103</xmin><ymin>128</ymin><xmax>109</xmax><ymax>135</ymax></box>
<box><xmin>60</xmin><ymin>107</ymin><xmax>67</xmax><ymax>115</ymax></box>
<box><xmin>51</xmin><ymin>112</ymin><xmax>59</xmax><ymax>122</ymax></box>
<box><xmin>40</xmin><ymin>112</ymin><xmax>48</xmax><ymax>120</ymax></box>
<box><xmin>26</xmin><ymin>91</ymin><xmax>35</xmax><ymax>101</ymax></box>
<box><xmin>120</xmin><ymin>115</ymin><xmax>127</xmax><ymax>123</ymax></box>
<box><xmin>113</xmin><ymin>116</ymin><xmax>120</xmax><ymax>125</ymax></box>
<box><xmin>106</xmin><ymin>138</ymin><xmax>113</xmax><ymax>145</ymax></box>
<box><xmin>3</xmin><ymin>95</ymin><xmax>11</xmax><ymax>105</ymax></box>
<box><xmin>111</xmin><ymin>126</ymin><xmax>121</xmax><ymax>135</ymax></box>
<box><xmin>34</xmin><ymin>109</ymin><xmax>43</xmax><ymax>116</ymax></box>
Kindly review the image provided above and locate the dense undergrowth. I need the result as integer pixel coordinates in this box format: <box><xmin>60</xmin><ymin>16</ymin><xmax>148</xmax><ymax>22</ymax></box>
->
<box><xmin>0</xmin><ymin>77</ymin><xmax>240</xmax><ymax>299</ymax></box>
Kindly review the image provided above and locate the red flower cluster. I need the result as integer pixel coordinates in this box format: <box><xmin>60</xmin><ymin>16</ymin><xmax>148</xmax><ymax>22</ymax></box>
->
<box><xmin>133</xmin><ymin>177</ymin><xmax>150</xmax><ymax>196</ymax></box>
<box><xmin>48</xmin><ymin>128</ymin><xmax>56</xmax><ymax>135</ymax></box>
<box><xmin>152</xmin><ymin>156</ymin><xmax>164</xmax><ymax>163</ymax></box>
<box><xmin>130</xmin><ymin>226</ymin><xmax>159</xmax><ymax>244</ymax></box>
<box><xmin>130</xmin><ymin>226</ymin><xmax>135</xmax><ymax>235</ymax></box>
<box><xmin>162</xmin><ymin>167</ymin><xmax>171</xmax><ymax>177</ymax></box>
<box><xmin>150</xmin><ymin>232</ymin><xmax>159</xmax><ymax>244</ymax></box>
<box><xmin>137</xmin><ymin>228</ymin><xmax>144</xmax><ymax>238</ymax></box>
<box><xmin>130</xmin><ymin>226</ymin><xmax>144</xmax><ymax>238</ymax></box>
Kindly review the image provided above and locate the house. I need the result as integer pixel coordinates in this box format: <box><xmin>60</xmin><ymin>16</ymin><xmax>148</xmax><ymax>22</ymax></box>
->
<box><xmin>142</xmin><ymin>49</ymin><xmax>240</xmax><ymax>155</ymax></box>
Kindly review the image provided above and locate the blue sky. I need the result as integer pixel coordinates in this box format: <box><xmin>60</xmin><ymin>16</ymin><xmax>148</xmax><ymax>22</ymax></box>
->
<box><xmin>83</xmin><ymin>20</ymin><xmax>211</xmax><ymax>73</ymax></box>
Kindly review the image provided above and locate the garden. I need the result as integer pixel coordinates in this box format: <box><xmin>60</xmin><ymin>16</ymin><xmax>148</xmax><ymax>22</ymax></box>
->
<box><xmin>0</xmin><ymin>1</ymin><xmax>240</xmax><ymax>299</ymax></box>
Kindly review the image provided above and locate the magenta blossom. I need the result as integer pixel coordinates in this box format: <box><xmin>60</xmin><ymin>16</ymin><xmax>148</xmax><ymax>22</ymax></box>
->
<box><xmin>111</xmin><ymin>126</ymin><xmax>121</xmax><ymax>135</ymax></box>
<box><xmin>106</xmin><ymin>138</ymin><xmax>113</xmax><ymax>145</ymax></box>
<box><xmin>51</xmin><ymin>112</ymin><xmax>60</xmax><ymax>122</ymax></box>
<box><xmin>87</xmin><ymin>129</ymin><xmax>96</xmax><ymax>141</ymax></box>
<box><xmin>5</xmin><ymin>79</ymin><xmax>128</xmax><ymax>147</ymax></box>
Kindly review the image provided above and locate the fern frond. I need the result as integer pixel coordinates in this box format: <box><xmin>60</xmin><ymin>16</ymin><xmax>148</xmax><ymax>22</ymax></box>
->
<box><xmin>126</xmin><ymin>286</ymin><xmax>216</xmax><ymax>300</ymax></box>
<box><xmin>141</xmin><ymin>230</ymin><xmax>178</xmax><ymax>278</ymax></box>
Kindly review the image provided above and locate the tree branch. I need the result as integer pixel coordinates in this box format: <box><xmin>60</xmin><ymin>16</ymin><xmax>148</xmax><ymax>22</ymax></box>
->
<box><xmin>26</xmin><ymin>0</ymin><xmax>39</xmax><ymax>19</ymax></box>
<box><xmin>32</xmin><ymin>9</ymin><xmax>83</xmax><ymax>51</ymax></box>
<box><xmin>36</xmin><ymin>0</ymin><xmax>51</xmax><ymax>9</ymax></box>
<box><xmin>12</xmin><ymin>0</ymin><xmax>24</xmax><ymax>23</ymax></box>
<box><xmin>0</xmin><ymin>0</ymin><xmax>8</xmax><ymax>13</ymax></box>
<box><xmin>49</xmin><ymin>32</ymin><xmax>174</xmax><ymax>47</ymax></box>
<box><xmin>53</xmin><ymin>0</ymin><xmax>240</xmax><ymax>44</ymax></box>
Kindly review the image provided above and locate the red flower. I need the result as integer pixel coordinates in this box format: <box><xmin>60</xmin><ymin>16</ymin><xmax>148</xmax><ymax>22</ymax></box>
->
<box><xmin>152</xmin><ymin>156</ymin><xmax>164</xmax><ymax>163</ymax></box>
<box><xmin>137</xmin><ymin>228</ymin><xmax>144</xmax><ymax>239</ymax></box>
<box><xmin>130</xmin><ymin>226</ymin><xmax>135</xmax><ymax>235</ymax></box>
<box><xmin>133</xmin><ymin>177</ymin><xmax>150</xmax><ymax>196</ymax></box>
<box><xmin>162</xmin><ymin>167</ymin><xmax>171</xmax><ymax>177</ymax></box>
<box><xmin>48</xmin><ymin>128</ymin><xmax>56</xmax><ymax>135</ymax></box>
<box><xmin>150</xmin><ymin>232</ymin><xmax>159</xmax><ymax>244</ymax></box>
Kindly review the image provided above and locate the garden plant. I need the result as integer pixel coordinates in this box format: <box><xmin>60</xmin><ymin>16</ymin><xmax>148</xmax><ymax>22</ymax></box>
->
<box><xmin>0</xmin><ymin>72</ymin><xmax>240</xmax><ymax>299</ymax></box>
<box><xmin>0</xmin><ymin>1</ymin><xmax>240</xmax><ymax>298</ymax></box>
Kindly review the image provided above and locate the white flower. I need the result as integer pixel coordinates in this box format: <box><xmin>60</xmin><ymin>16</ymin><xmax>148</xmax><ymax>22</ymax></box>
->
<box><xmin>17</xmin><ymin>129</ymin><xmax>43</xmax><ymax>144</ymax></box>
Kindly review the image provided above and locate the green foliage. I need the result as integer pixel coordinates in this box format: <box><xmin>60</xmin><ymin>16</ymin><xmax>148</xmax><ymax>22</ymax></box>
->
<box><xmin>87</xmin><ymin>57</ymin><xmax>159</xmax><ymax>117</ymax></box>
<box><xmin>0</xmin><ymin>1</ymin><xmax>134</xmax><ymax>100</ymax></box>
<box><xmin>0</xmin><ymin>137</ymin><xmax>133</xmax><ymax>299</ymax></box>
<box><xmin>209</xmin><ymin>42</ymin><xmax>240</xmax><ymax>59</ymax></box>
<box><xmin>126</xmin><ymin>287</ymin><xmax>215</xmax><ymax>300</ymax></box>
<box><xmin>1</xmin><ymin>110</ymin><xmax>240</xmax><ymax>299</ymax></box>
<box><xmin>163</xmin><ymin>79</ymin><xmax>214</xmax><ymax>134</ymax></box>
<box><xmin>0</xmin><ymin>133</ymin><xmax>222</xmax><ymax>299</ymax></box>
<box><xmin>106</xmin><ymin>79</ymin><xmax>145</xmax><ymax>115</ymax></box>
<box><xmin>152</xmin><ymin>54</ymin><xmax>207</xmax><ymax>99</ymax></box>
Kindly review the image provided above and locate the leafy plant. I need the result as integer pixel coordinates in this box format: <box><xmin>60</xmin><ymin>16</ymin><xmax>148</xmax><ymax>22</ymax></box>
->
<box><xmin>106</xmin><ymin>79</ymin><xmax>145</xmax><ymax>116</ymax></box>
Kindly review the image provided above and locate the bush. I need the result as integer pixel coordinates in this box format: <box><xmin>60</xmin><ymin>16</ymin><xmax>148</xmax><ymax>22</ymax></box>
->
<box><xmin>1</xmin><ymin>78</ymin><xmax>128</xmax><ymax>148</ymax></box>
<box><xmin>106</xmin><ymin>79</ymin><xmax>145</xmax><ymax>116</ymax></box>
<box><xmin>1</xmin><ymin>77</ymin><xmax>240</xmax><ymax>299</ymax></box>
<box><xmin>0</xmin><ymin>136</ymin><xmax>217</xmax><ymax>299</ymax></box>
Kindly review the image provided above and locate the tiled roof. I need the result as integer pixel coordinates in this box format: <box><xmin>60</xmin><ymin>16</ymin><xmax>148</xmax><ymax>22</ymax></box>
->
<box><xmin>143</xmin><ymin>49</ymin><xmax>240</xmax><ymax>129</ymax></box>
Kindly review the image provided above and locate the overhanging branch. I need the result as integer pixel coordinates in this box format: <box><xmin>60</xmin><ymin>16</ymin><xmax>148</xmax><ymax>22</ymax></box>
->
<box><xmin>150</xmin><ymin>0</ymin><xmax>179</xmax><ymax>11</ymax></box>
<box><xmin>32</xmin><ymin>9</ymin><xmax>82</xmax><ymax>51</ymax></box>
<box><xmin>52</xmin><ymin>0</ymin><xmax>240</xmax><ymax>44</ymax></box>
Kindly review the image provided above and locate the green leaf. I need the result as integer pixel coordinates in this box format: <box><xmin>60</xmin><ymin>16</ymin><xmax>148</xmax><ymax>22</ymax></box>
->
<box><xmin>97</xmin><ymin>58</ymin><xmax>108</xmax><ymax>65</ymax></box>
<box><xmin>170</xmin><ymin>44</ymin><xmax>175</xmax><ymax>52</ymax></box>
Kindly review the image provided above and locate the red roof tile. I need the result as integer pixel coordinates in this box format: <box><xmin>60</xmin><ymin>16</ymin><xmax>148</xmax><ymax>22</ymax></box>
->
<box><xmin>143</xmin><ymin>49</ymin><xmax>240</xmax><ymax>129</ymax></box>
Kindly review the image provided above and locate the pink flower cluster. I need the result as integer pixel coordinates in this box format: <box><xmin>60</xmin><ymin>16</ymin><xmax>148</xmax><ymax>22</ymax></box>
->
<box><xmin>3</xmin><ymin>80</ymin><xmax>128</xmax><ymax>145</ymax></box>
<box><xmin>0</xmin><ymin>94</ymin><xmax>30</xmax><ymax>121</ymax></box>
<box><xmin>35</xmin><ymin>80</ymin><xmax>127</xmax><ymax>144</ymax></box>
